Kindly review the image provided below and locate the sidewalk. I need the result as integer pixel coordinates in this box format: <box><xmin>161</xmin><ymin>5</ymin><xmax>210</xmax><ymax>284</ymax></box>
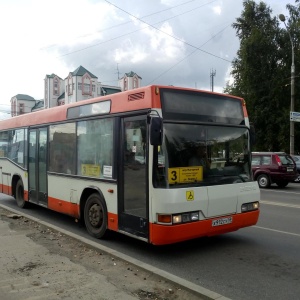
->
<box><xmin>0</xmin><ymin>204</ymin><xmax>229</xmax><ymax>300</ymax></box>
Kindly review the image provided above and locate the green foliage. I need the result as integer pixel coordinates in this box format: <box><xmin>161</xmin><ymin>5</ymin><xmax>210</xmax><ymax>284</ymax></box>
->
<box><xmin>225</xmin><ymin>0</ymin><xmax>300</xmax><ymax>153</ymax></box>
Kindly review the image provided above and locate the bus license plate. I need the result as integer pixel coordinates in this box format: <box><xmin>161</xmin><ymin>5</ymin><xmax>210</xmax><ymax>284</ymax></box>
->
<box><xmin>212</xmin><ymin>217</ymin><xmax>232</xmax><ymax>227</ymax></box>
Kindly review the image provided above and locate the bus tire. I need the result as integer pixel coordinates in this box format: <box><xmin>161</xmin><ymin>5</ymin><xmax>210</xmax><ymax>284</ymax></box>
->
<box><xmin>16</xmin><ymin>179</ymin><xmax>27</xmax><ymax>208</ymax></box>
<box><xmin>84</xmin><ymin>193</ymin><xmax>108</xmax><ymax>239</ymax></box>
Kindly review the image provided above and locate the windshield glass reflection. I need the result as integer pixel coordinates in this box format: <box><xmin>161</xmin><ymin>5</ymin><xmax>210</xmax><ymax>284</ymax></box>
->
<box><xmin>154</xmin><ymin>124</ymin><xmax>251</xmax><ymax>188</ymax></box>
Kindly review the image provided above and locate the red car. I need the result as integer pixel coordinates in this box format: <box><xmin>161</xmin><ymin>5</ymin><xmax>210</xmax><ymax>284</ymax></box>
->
<box><xmin>251</xmin><ymin>152</ymin><xmax>298</xmax><ymax>188</ymax></box>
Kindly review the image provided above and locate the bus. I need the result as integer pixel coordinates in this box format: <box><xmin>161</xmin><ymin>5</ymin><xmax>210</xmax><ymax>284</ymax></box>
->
<box><xmin>0</xmin><ymin>85</ymin><xmax>260</xmax><ymax>245</ymax></box>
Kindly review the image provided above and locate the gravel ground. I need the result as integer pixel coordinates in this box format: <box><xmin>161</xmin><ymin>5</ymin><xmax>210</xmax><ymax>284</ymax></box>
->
<box><xmin>0</xmin><ymin>207</ymin><xmax>204</xmax><ymax>300</ymax></box>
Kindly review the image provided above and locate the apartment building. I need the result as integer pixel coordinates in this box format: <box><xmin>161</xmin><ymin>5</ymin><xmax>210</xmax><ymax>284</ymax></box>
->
<box><xmin>10</xmin><ymin>66</ymin><xmax>142</xmax><ymax>116</ymax></box>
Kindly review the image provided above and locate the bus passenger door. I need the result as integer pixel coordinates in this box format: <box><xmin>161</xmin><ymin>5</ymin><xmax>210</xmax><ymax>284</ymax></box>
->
<box><xmin>118</xmin><ymin>116</ymin><xmax>149</xmax><ymax>240</ymax></box>
<box><xmin>28</xmin><ymin>128</ymin><xmax>48</xmax><ymax>206</ymax></box>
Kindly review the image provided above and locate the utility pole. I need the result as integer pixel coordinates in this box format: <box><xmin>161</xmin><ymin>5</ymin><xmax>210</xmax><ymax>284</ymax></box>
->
<box><xmin>210</xmin><ymin>69</ymin><xmax>216</xmax><ymax>92</ymax></box>
<box><xmin>279</xmin><ymin>14</ymin><xmax>295</xmax><ymax>155</ymax></box>
<box><xmin>116</xmin><ymin>63</ymin><xmax>120</xmax><ymax>80</ymax></box>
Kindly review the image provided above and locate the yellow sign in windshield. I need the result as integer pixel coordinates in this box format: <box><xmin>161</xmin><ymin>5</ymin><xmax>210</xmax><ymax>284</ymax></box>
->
<box><xmin>168</xmin><ymin>167</ymin><xmax>203</xmax><ymax>184</ymax></box>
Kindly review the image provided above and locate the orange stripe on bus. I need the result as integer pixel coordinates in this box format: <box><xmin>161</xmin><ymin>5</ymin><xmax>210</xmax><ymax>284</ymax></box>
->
<box><xmin>0</xmin><ymin>184</ymin><xmax>29</xmax><ymax>202</ymax></box>
<box><xmin>1</xmin><ymin>184</ymin><xmax>12</xmax><ymax>196</ymax></box>
<box><xmin>107</xmin><ymin>212</ymin><xmax>118</xmax><ymax>231</ymax></box>
<box><xmin>47</xmin><ymin>197</ymin><xmax>118</xmax><ymax>231</ymax></box>
<box><xmin>149</xmin><ymin>210</ymin><xmax>259</xmax><ymax>246</ymax></box>
<box><xmin>48</xmin><ymin>197</ymin><xmax>80</xmax><ymax>219</ymax></box>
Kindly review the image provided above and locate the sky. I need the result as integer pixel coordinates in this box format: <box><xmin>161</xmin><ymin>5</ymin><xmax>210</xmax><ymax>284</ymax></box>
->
<box><xmin>0</xmin><ymin>0</ymin><xmax>291</xmax><ymax>119</ymax></box>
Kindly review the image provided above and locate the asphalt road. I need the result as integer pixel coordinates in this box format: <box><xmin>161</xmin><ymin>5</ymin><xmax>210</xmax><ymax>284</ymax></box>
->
<box><xmin>1</xmin><ymin>183</ymin><xmax>300</xmax><ymax>300</ymax></box>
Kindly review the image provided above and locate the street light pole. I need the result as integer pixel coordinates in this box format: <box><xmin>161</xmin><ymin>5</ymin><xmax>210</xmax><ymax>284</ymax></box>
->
<box><xmin>279</xmin><ymin>14</ymin><xmax>295</xmax><ymax>155</ymax></box>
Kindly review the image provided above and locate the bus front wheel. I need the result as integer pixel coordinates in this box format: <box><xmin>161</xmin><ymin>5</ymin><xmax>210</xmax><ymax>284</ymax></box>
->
<box><xmin>16</xmin><ymin>180</ymin><xmax>27</xmax><ymax>208</ymax></box>
<box><xmin>84</xmin><ymin>193</ymin><xmax>108</xmax><ymax>239</ymax></box>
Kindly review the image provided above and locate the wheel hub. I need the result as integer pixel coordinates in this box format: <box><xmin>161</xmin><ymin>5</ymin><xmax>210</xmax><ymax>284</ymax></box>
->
<box><xmin>89</xmin><ymin>204</ymin><xmax>103</xmax><ymax>227</ymax></box>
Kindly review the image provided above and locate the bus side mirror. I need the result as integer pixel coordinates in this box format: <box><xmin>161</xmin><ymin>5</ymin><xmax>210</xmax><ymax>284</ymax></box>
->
<box><xmin>150</xmin><ymin>117</ymin><xmax>163</xmax><ymax>146</ymax></box>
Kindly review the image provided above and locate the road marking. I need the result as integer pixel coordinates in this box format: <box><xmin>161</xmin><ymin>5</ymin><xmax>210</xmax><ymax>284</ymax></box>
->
<box><xmin>260</xmin><ymin>200</ymin><xmax>300</xmax><ymax>209</ymax></box>
<box><xmin>254</xmin><ymin>226</ymin><xmax>300</xmax><ymax>237</ymax></box>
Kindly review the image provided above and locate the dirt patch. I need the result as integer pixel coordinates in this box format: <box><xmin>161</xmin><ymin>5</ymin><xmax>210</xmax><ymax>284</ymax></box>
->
<box><xmin>0</xmin><ymin>207</ymin><xmax>203</xmax><ymax>300</ymax></box>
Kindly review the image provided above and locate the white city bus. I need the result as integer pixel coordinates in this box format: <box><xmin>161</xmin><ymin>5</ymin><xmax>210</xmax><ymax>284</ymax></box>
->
<box><xmin>0</xmin><ymin>85</ymin><xmax>260</xmax><ymax>245</ymax></box>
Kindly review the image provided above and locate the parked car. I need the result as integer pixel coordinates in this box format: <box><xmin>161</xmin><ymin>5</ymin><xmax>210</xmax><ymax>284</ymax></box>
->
<box><xmin>291</xmin><ymin>155</ymin><xmax>300</xmax><ymax>182</ymax></box>
<box><xmin>251</xmin><ymin>152</ymin><xmax>298</xmax><ymax>188</ymax></box>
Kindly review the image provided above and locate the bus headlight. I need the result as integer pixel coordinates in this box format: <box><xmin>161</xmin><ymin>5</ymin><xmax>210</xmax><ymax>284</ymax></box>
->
<box><xmin>191</xmin><ymin>211</ymin><xmax>199</xmax><ymax>221</ymax></box>
<box><xmin>173</xmin><ymin>215</ymin><xmax>182</xmax><ymax>224</ymax></box>
<box><xmin>173</xmin><ymin>212</ymin><xmax>200</xmax><ymax>223</ymax></box>
<box><xmin>241</xmin><ymin>201</ymin><xmax>259</xmax><ymax>212</ymax></box>
<box><xmin>158</xmin><ymin>211</ymin><xmax>200</xmax><ymax>225</ymax></box>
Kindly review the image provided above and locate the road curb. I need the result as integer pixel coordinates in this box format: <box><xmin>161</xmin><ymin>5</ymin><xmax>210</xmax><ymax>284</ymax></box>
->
<box><xmin>0</xmin><ymin>203</ymin><xmax>231</xmax><ymax>300</ymax></box>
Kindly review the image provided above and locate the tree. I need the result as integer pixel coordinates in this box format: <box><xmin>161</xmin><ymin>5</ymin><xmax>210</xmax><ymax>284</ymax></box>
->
<box><xmin>225</xmin><ymin>0</ymin><xmax>300</xmax><ymax>153</ymax></box>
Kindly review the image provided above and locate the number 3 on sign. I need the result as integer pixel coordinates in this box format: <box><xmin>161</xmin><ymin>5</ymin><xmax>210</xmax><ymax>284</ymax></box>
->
<box><xmin>168</xmin><ymin>168</ymin><xmax>179</xmax><ymax>184</ymax></box>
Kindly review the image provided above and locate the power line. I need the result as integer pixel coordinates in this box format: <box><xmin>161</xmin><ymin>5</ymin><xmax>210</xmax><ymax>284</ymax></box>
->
<box><xmin>104</xmin><ymin>0</ymin><xmax>231</xmax><ymax>63</ymax></box>
<box><xmin>58</xmin><ymin>0</ymin><xmax>228</xmax><ymax>62</ymax></box>
<box><xmin>41</xmin><ymin>0</ymin><xmax>201</xmax><ymax>51</ymax></box>
<box><xmin>147</xmin><ymin>23</ymin><xmax>231</xmax><ymax>84</ymax></box>
<box><xmin>58</xmin><ymin>0</ymin><xmax>217</xmax><ymax>57</ymax></box>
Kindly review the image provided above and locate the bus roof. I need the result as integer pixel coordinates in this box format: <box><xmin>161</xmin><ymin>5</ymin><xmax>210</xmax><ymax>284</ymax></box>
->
<box><xmin>0</xmin><ymin>85</ymin><xmax>244</xmax><ymax>130</ymax></box>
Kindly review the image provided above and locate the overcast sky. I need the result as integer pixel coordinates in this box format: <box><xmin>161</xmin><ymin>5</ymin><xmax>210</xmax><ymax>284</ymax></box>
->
<box><xmin>0</xmin><ymin>0</ymin><xmax>291</xmax><ymax>119</ymax></box>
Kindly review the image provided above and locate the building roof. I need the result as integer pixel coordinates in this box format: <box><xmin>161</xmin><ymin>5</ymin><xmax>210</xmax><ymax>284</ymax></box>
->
<box><xmin>13</xmin><ymin>94</ymin><xmax>35</xmax><ymax>101</ymax></box>
<box><xmin>102</xmin><ymin>86</ymin><xmax>121</xmax><ymax>95</ymax></box>
<box><xmin>32</xmin><ymin>100</ymin><xmax>44</xmax><ymax>111</ymax></box>
<box><xmin>124</xmin><ymin>71</ymin><xmax>142</xmax><ymax>79</ymax></box>
<box><xmin>71</xmin><ymin>65</ymin><xmax>98</xmax><ymax>78</ymax></box>
<box><xmin>58</xmin><ymin>92</ymin><xmax>65</xmax><ymax>100</ymax></box>
<box><xmin>46</xmin><ymin>73</ymin><xmax>63</xmax><ymax>80</ymax></box>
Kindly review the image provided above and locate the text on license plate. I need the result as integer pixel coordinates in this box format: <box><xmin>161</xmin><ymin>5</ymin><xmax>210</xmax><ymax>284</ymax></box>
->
<box><xmin>212</xmin><ymin>217</ymin><xmax>233</xmax><ymax>227</ymax></box>
<box><xmin>287</xmin><ymin>167</ymin><xmax>293</xmax><ymax>172</ymax></box>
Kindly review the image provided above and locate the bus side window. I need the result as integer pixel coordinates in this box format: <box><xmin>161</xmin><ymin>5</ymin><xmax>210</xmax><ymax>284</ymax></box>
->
<box><xmin>0</xmin><ymin>131</ymin><xmax>8</xmax><ymax>157</ymax></box>
<box><xmin>77</xmin><ymin>118</ymin><xmax>114</xmax><ymax>179</ymax></box>
<box><xmin>49</xmin><ymin>123</ymin><xmax>76</xmax><ymax>174</ymax></box>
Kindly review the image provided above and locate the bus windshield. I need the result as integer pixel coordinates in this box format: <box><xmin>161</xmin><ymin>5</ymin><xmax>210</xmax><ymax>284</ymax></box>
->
<box><xmin>154</xmin><ymin>123</ymin><xmax>251</xmax><ymax>188</ymax></box>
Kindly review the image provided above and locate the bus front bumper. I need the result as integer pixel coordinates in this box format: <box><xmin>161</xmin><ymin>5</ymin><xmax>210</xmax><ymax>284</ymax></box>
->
<box><xmin>149</xmin><ymin>210</ymin><xmax>260</xmax><ymax>245</ymax></box>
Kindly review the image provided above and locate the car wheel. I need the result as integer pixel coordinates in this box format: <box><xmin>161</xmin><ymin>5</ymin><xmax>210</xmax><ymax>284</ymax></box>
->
<box><xmin>257</xmin><ymin>174</ymin><xmax>270</xmax><ymax>188</ymax></box>
<box><xmin>276</xmin><ymin>181</ymin><xmax>289</xmax><ymax>188</ymax></box>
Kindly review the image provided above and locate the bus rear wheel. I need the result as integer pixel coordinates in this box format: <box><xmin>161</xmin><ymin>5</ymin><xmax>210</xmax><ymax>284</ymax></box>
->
<box><xmin>16</xmin><ymin>179</ymin><xmax>27</xmax><ymax>208</ymax></box>
<box><xmin>84</xmin><ymin>193</ymin><xmax>108</xmax><ymax>239</ymax></box>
